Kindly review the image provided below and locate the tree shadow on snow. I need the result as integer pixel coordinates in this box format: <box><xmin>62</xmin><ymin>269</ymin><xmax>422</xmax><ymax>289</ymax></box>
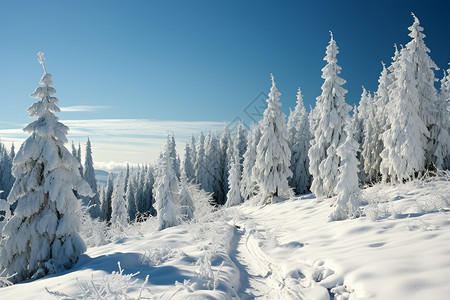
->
<box><xmin>40</xmin><ymin>252</ymin><xmax>187</xmax><ymax>285</ymax></box>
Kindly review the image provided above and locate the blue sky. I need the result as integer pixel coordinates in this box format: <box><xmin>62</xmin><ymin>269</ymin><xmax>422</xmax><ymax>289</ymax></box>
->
<box><xmin>0</xmin><ymin>0</ymin><xmax>449</xmax><ymax>169</ymax></box>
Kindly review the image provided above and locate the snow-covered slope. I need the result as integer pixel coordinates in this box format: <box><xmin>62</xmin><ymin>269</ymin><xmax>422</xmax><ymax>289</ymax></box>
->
<box><xmin>1</xmin><ymin>178</ymin><xmax>449</xmax><ymax>299</ymax></box>
<box><xmin>235</xmin><ymin>178</ymin><xmax>450</xmax><ymax>299</ymax></box>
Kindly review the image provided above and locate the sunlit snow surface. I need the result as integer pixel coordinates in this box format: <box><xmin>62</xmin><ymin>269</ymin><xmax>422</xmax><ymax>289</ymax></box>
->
<box><xmin>1</xmin><ymin>178</ymin><xmax>450</xmax><ymax>299</ymax></box>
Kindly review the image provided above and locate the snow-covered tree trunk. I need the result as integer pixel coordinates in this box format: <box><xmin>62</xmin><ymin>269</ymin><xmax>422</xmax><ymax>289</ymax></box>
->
<box><xmin>0</xmin><ymin>54</ymin><xmax>92</xmax><ymax>283</ymax></box>
<box><xmin>309</xmin><ymin>32</ymin><xmax>350</xmax><ymax>198</ymax></box>
<box><xmin>254</xmin><ymin>74</ymin><xmax>292</xmax><ymax>204</ymax></box>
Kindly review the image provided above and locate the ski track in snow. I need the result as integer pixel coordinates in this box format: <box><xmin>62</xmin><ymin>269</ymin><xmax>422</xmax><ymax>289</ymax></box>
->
<box><xmin>232</xmin><ymin>213</ymin><xmax>334</xmax><ymax>300</ymax></box>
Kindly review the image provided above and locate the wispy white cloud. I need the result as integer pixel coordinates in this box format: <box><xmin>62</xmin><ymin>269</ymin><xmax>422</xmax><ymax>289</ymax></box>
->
<box><xmin>0</xmin><ymin>119</ymin><xmax>228</xmax><ymax>170</ymax></box>
<box><xmin>64</xmin><ymin>119</ymin><xmax>228</xmax><ymax>137</ymax></box>
<box><xmin>60</xmin><ymin>105</ymin><xmax>110</xmax><ymax>112</ymax></box>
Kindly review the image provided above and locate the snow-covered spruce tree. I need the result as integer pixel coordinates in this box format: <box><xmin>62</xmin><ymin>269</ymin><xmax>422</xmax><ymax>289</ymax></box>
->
<box><xmin>287</xmin><ymin>88</ymin><xmax>311</xmax><ymax>195</ymax></box>
<box><xmin>179</xmin><ymin>178</ymin><xmax>194</xmax><ymax>221</ymax></box>
<box><xmin>225</xmin><ymin>151</ymin><xmax>242</xmax><ymax>207</ymax></box>
<box><xmin>111</xmin><ymin>173</ymin><xmax>128</xmax><ymax>228</ymax></box>
<box><xmin>182</xmin><ymin>141</ymin><xmax>195</xmax><ymax>183</ymax></box>
<box><xmin>356</xmin><ymin>87</ymin><xmax>370</xmax><ymax>183</ymax></box>
<box><xmin>154</xmin><ymin>143</ymin><xmax>181</xmax><ymax>230</ymax></box>
<box><xmin>135</xmin><ymin>168</ymin><xmax>144</xmax><ymax>216</ymax></box>
<box><xmin>240</xmin><ymin>124</ymin><xmax>261</xmax><ymax>201</ymax></box>
<box><xmin>380</xmin><ymin>14</ymin><xmax>438</xmax><ymax>182</ymax></box>
<box><xmin>309</xmin><ymin>104</ymin><xmax>319</xmax><ymax>139</ymax></box>
<box><xmin>204</xmin><ymin>133</ymin><xmax>223</xmax><ymax>203</ymax></box>
<box><xmin>0</xmin><ymin>53</ymin><xmax>92</xmax><ymax>283</ymax></box>
<box><xmin>195</xmin><ymin>132</ymin><xmax>207</xmax><ymax>190</ymax></box>
<box><xmin>76</xmin><ymin>143</ymin><xmax>83</xmax><ymax>177</ymax></box>
<box><xmin>0</xmin><ymin>144</ymin><xmax>15</xmax><ymax>200</ymax></box>
<box><xmin>71</xmin><ymin>142</ymin><xmax>82</xmax><ymax>178</ymax></box>
<box><xmin>137</xmin><ymin>166</ymin><xmax>151</xmax><ymax>219</ymax></box>
<box><xmin>431</xmin><ymin>97</ymin><xmax>450</xmax><ymax>170</ymax></box>
<box><xmin>361</xmin><ymin>89</ymin><xmax>380</xmax><ymax>184</ymax></box>
<box><xmin>10</xmin><ymin>143</ymin><xmax>15</xmax><ymax>160</ymax></box>
<box><xmin>349</xmin><ymin>105</ymin><xmax>364</xmax><ymax>185</ymax></box>
<box><xmin>82</xmin><ymin>138</ymin><xmax>100</xmax><ymax>218</ymax></box>
<box><xmin>71</xmin><ymin>142</ymin><xmax>77</xmax><ymax>160</ymax></box>
<box><xmin>100</xmin><ymin>172</ymin><xmax>114</xmax><ymax>222</ymax></box>
<box><xmin>219</xmin><ymin>127</ymin><xmax>232</xmax><ymax>204</ymax></box>
<box><xmin>371</xmin><ymin>62</ymin><xmax>391</xmax><ymax>181</ymax></box>
<box><xmin>441</xmin><ymin>66</ymin><xmax>450</xmax><ymax>103</ymax></box>
<box><xmin>254</xmin><ymin>74</ymin><xmax>292</xmax><ymax>204</ymax></box>
<box><xmin>99</xmin><ymin>187</ymin><xmax>106</xmax><ymax>222</ymax></box>
<box><xmin>234</xmin><ymin>121</ymin><xmax>248</xmax><ymax>167</ymax></box>
<box><xmin>189</xmin><ymin>135</ymin><xmax>197</xmax><ymax>176</ymax></box>
<box><xmin>405</xmin><ymin>14</ymin><xmax>440</xmax><ymax>170</ymax></box>
<box><xmin>124</xmin><ymin>163</ymin><xmax>130</xmax><ymax>194</ymax></box>
<box><xmin>126</xmin><ymin>173</ymin><xmax>137</xmax><ymax>222</ymax></box>
<box><xmin>143</xmin><ymin>165</ymin><xmax>156</xmax><ymax>216</ymax></box>
<box><xmin>329</xmin><ymin>122</ymin><xmax>362</xmax><ymax>221</ymax></box>
<box><xmin>431</xmin><ymin>68</ymin><xmax>450</xmax><ymax>170</ymax></box>
<box><xmin>225</xmin><ymin>136</ymin><xmax>234</xmax><ymax>189</ymax></box>
<box><xmin>309</xmin><ymin>32</ymin><xmax>350</xmax><ymax>198</ymax></box>
<box><xmin>167</xmin><ymin>133</ymin><xmax>180</xmax><ymax>180</ymax></box>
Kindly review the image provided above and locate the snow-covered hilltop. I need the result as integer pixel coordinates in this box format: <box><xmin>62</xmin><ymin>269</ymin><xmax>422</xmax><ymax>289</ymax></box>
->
<box><xmin>0</xmin><ymin>176</ymin><xmax>449</xmax><ymax>299</ymax></box>
<box><xmin>0</xmin><ymin>13</ymin><xmax>449</xmax><ymax>300</ymax></box>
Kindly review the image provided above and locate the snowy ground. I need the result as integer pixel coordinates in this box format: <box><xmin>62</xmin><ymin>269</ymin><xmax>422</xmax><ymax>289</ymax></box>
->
<box><xmin>1</xmin><ymin>178</ymin><xmax>450</xmax><ymax>299</ymax></box>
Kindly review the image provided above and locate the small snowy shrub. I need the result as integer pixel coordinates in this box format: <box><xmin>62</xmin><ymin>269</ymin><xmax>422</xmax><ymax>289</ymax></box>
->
<box><xmin>140</xmin><ymin>247</ymin><xmax>184</xmax><ymax>266</ymax></box>
<box><xmin>363</xmin><ymin>191</ymin><xmax>395</xmax><ymax>221</ymax></box>
<box><xmin>0</xmin><ymin>269</ymin><xmax>13</xmax><ymax>288</ymax></box>
<box><xmin>46</xmin><ymin>262</ymin><xmax>150</xmax><ymax>300</ymax></box>
<box><xmin>79</xmin><ymin>204</ymin><xmax>109</xmax><ymax>247</ymax></box>
<box><xmin>195</xmin><ymin>252</ymin><xmax>214</xmax><ymax>289</ymax></box>
<box><xmin>195</xmin><ymin>251</ymin><xmax>224</xmax><ymax>290</ymax></box>
<box><xmin>188</xmin><ymin>183</ymin><xmax>215</xmax><ymax>223</ymax></box>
